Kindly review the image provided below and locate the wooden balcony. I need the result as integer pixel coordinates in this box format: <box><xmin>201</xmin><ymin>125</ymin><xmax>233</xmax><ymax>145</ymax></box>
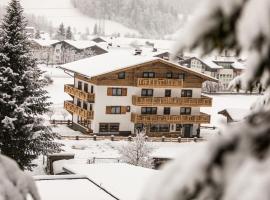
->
<box><xmin>132</xmin><ymin>95</ymin><xmax>212</xmax><ymax>107</ymax></box>
<box><xmin>131</xmin><ymin>112</ymin><xmax>210</xmax><ymax>124</ymax></box>
<box><xmin>137</xmin><ymin>78</ymin><xmax>184</xmax><ymax>88</ymax></box>
<box><xmin>64</xmin><ymin>84</ymin><xmax>95</xmax><ymax>102</ymax></box>
<box><xmin>64</xmin><ymin>101</ymin><xmax>94</xmax><ymax>120</ymax></box>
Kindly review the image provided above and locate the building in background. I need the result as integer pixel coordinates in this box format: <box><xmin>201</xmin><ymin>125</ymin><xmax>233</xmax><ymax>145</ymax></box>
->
<box><xmin>60</xmin><ymin>52</ymin><xmax>217</xmax><ymax>137</ymax></box>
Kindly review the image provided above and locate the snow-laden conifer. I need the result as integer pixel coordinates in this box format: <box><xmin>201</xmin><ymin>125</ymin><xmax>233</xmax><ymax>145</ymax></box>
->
<box><xmin>0</xmin><ymin>0</ymin><xmax>61</xmax><ymax>170</ymax></box>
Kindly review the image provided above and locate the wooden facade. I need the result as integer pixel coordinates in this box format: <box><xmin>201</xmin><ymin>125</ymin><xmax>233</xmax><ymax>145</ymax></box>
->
<box><xmin>131</xmin><ymin>112</ymin><xmax>211</xmax><ymax>124</ymax></box>
<box><xmin>74</xmin><ymin>60</ymin><xmax>208</xmax><ymax>88</ymax></box>
<box><xmin>64</xmin><ymin>84</ymin><xmax>95</xmax><ymax>102</ymax></box>
<box><xmin>64</xmin><ymin>101</ymin><xmax>94</xmax><ymax>120</ymax></box>
<box><xmin>132</xmin><ymin>95</ymin><xmax>212</xmax><ymax>107</ymax></box>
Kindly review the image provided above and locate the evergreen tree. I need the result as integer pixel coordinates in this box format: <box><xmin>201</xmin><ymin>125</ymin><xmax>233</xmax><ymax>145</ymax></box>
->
<box><xmin>0</xmin><ymin>0</ymin><xmax>61</xmax><ymax>170</ymax></box>
<box><xmin>55</xmin><ymin>22</ymin><xmax>65</xmax><ymax>40</ymax></box>
<box><xmin>66</xmin><ymin>26</ymin><xmax>73</xmax><ymax>40</ymax></box>
<box><xmin>34</xmin><ymin>29</ymin><xmax>41</xmax><ymax>39</ymax></box>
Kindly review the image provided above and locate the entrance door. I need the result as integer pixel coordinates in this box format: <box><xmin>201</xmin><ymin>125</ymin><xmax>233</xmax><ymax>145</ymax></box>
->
<box><xmin>183</xmin><ymin>124</ymin><xmax>193</xmax><ymax>138</ymax></box>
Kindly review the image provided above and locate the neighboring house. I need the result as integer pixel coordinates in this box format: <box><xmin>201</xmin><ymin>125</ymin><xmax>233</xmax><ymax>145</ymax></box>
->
<box><xmin>51</xmin><ymin>40</ymin><xmax>108</xmax><ymax>64</ymax></box>
<box><xmin>60</xmin><ymin>52</ymin><xmax>217</xmax><ymax>137</ymax></box>
<box><xmin>218</xmin><ymin>108</ymin><xmax>250</xmax><ymax>123</ymax></box>
<box><xmin>179</xmin><ymin>57</ymin><xmax>222</xmax><ymax>78</ymax></box>
<box><xmin>30</xmin><ymin>39</ymin><xmax>59</xmax><ymax>64</ymax></box>
<box><xmin>180</xmin><ymin>57</ymin><xmax>246</xmax><ymax>90</ymax></box>
<box><xmin>25</xmin><ymin>26</ymin><xmax>35</xmax><ymax>38</ymax></box>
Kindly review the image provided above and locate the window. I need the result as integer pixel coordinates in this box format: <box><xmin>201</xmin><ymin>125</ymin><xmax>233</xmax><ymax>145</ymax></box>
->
<box><xmin>150</xmin><ymin>124</ymin><xmax>170</xmax><ymax>132</ymax></box>
<box><xmin>108</xmin><ymin>88</ymin><xmax>127</xmax><ymax>96</ymax></box>
<box><xmin>178</xmin><ymin>73</ymin><xmax>185</xmax><ymax>80</ymax></box>
<box><xmin>78</xmin><ymin>81</ymin><xmax>82</xmax><ymax>90</ymax></box>
<box><xmin>181</xmin><ymin>90</ymin><xmax>192</xmax><ymax>97</ymax></box>
<box><xmin>77</xmin><ymin>100</ymin><xmax>81</xmax><ymax>107</ymax></box>
<box><xmin>126</xmin><ymin>106</ymin><xmax>130</xmax><ymax>112</ymax></box>
<box><xmin>166</xmin><ymin>72</ymin><xmax>173</xmax><ymax>79</ymax></box>
<box><xmin>143</xmin><ymin>72</ymin><xmax>155</xmax><ymax>78</ymax></box>
<box><xmin>91</xmin><ymin>85</ymin><xmax>94</xmax><ymax>93</ymax></box>
<box><xmin>164</xmin><ymin>107</ymin><xmax>171</xmax><ymax>115</ymax></box>
<box><xmin>111</xmin><ymin>106</ymin><xmax>121</xmax><ymax>114</ymax></box>
<box><xmin>180</xmin><ymin>107</ymin><xmax>191</xmax><ymax>115</ymax></box>
<box><xmin>99</xmin><ymin>123</ymin><xmax>119</xmax><ymax>132</ymax></box>
<box><xmin>176</xmin><ymin>124</ymin><xmax>182</xmax><ymax>131</ymax></box>
<box><xmin>141</xmin><ymin>89</ymin><xmax>153</xmax><ymax>97</ymax></box>
<box><xmin>84</xmin><ymin>83</ymin><xmax>88</xmax><ymax>92</ymax></box>
<box><xmin>113</xmin><ymin>88</ymin><xmax>122</xmax><ymax>96</ymax></box>
<box><xmin>141</xmin><ymin>107</ymin><xmax>157</xmax><ymax>115</ymax></box>
<box><xmin>165</xmin><ymin>89</ymin><xmax>171</xmax><ymax>97</ymax></box>
<box><xmin>118</xmin><ymin>72</ymin><xmax>126</xmax><ymax>79</ymax></box>
<box><xmin>83</xmin><ymin>102</ymin><xmax>88</xmax><ymax>110</ymax></box>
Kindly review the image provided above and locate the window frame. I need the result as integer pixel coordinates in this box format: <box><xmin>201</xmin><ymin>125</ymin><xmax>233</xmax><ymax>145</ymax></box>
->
<box><xmin>141</xmin><ymin>89</ymin><xmax>154</xmax><ymax>97</ymax></box>
<box><xmin>118</xmin><ymin>72</ymin><xmax>126</xmax><ymax>79</ymax></box>
<box><xmin>141</xmin><ymin>107</ymin><xmax>157</xmax><ymax>115</ymax></box>
<box><xmin>180</xmin><ymin>107</ymin><xmax>191</xmax><ymax>115</ymax></box>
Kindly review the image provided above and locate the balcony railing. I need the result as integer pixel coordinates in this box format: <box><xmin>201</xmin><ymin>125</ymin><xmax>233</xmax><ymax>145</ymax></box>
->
<box><xmin>64</xmin><ymin>84</ymin><xmax>95</xmax><ymax>102</ymax></box>
<box><xmin>137</xmin><ymin>78</ymin><xmax>184</xmax><ymax>88</ymax></box>
<box><xmin>132</xmin><ymin>95</ymin><xmax>212</xmax><ymax>107</ymax></box>
<box><xmin>64</xmin><ymin>101</ymin><xmax>94</xmax><ymax>120</ymax></box>
<box><xmin>131</xmin><ymin>112</ymin><xmax>210</xmax><ymax>124</ymax></box>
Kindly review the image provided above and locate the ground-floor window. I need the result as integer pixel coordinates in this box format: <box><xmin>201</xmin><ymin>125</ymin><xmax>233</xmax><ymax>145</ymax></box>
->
<box><xmin>99</xmin><ymin>123</ymin><xmax>120</xmax><ymax>133</ymax></box>
<box><xmin>150</xmin><ymin>124</ymin><xmax>170</xmax><ymax>132</ymax></box>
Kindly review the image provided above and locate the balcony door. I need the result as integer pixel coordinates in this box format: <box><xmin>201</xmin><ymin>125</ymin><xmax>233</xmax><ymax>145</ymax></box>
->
<box><xmin>183</xmin><ymin>124</ymin><xmax>193</xmax><ymax>138</ymax></box>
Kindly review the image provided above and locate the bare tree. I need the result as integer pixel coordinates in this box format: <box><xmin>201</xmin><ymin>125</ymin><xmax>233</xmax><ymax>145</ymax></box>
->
<box><xmin>118</xmin><ymin>130</ymin><xmax>154</xmax><ymax>168</ymax></box>
<box><xmin>61</xmin><ymin>109</ymin><xmax>69</xmax><ymax>120</ymax></box>
<box><xmin>47</xmin><ymin>107</ymin><xmax>55</xmax><ymax>120</ymax></box>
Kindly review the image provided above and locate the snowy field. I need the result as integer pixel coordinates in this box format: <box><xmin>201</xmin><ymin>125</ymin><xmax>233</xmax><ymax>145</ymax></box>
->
<box><xmin>0</xmin><ymin>0</ymin><xmax>139</xmax><ymax>35</ymax></box>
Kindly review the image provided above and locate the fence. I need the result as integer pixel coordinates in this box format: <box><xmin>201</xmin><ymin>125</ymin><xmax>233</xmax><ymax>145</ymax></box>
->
<box><xmin>60</xmin><ymin>135</ymin><xmax>205</xmax><ymax>143</ymax></box>
<box><xmin>49</xmin><ymin>120</ymin><xmax>72</xmax><ymax>125</ymax></box>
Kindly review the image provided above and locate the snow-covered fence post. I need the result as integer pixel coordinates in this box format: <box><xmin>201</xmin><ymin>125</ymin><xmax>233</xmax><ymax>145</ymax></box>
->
<box><xmin>111</xmin><ymin>135</ymin><xmax>114</xmax><ymax>141</ymax></box>
<box><xmin>128</xmin><ymin>135</ymin><xmax>132</xmax><ymax>141</ymax></box>
<box><xmin>162</xmin><ymin>136</ymin><xmax>165</xmax><ymax>142</ymax></box>
<box><xmin>93</xmin><ymin>135</ymin><xmax>97</xmax><ymax>141</ymax></box>
<box><xmin>145</xmin><ymin>136</ymin><xmax>148</xmax><ymax>142</ymax></box>
<box><xmin>75</xmin><ymin>136</ymin><xmax>79</xmax><ymax>140</ymax></box>
<box><xmin>193</xmin><ymin>137</ymin><xmax>198</xmax><ymax>142</ymax></box>
<box><xmin>178</xmin><ymin>136</ymin><xmax>182</xmax><ymax>143</ymax></box>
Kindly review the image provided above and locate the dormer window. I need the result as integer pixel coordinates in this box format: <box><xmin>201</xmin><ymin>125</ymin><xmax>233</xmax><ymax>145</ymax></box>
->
<box><xmin>118</xmin><ymin>72</ymin><xmax>126</xmax><ymax>79</ymax></box>
<box><xmin>166</xmin><ymin>72</ymin><xmax>173</xmax><ymax>79</ymax></box>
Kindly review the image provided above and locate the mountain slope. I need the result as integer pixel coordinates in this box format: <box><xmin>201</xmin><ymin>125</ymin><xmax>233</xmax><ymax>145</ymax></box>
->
<box><xmin>0</xmin><ymin>0</ymin><xmax>139</xmax><ymax>36</ymax></box>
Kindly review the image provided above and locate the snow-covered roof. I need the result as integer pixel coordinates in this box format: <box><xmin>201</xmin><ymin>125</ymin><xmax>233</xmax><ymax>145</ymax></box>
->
<box><xmin>34</xmin><ymin>175</ymin><xmax>115</xmax><ymax>200</ymax></box>
<box><xmin>31</xmin><ymin>39</ymin><xmax>59</xmax><ymax>47</ymax></box>
<box><xmin>218</xmin><ymin>108</ymin><xmax>250</xmax><ymax>121</ymax></box>
<box><xmin>64</xmin><ymin>40</ymin><xmax>100</xmax><ymax>50</ymax></box>
<box><xmin>201</xmin><ymin>57</ymin><xmax>223</xmax><ymax>69</ymax></box>
<box><xmin>63</xmin><ymin>163</ymin><xmax>157</xmax><ymax>200</ymax></box>
<box><xmin>59</xmin><ymin>52</ymin><xmax>218</xmax><ymax>82</ymax></box>
<box><xmin>59</xmin><ymin>52</ymin><xmax>158</xmax><ymax>77</ymax></box>
<box><xmin>231</xmin><ymin>61</ymin><xmax>246</xmax><ymax>70</ymax></box>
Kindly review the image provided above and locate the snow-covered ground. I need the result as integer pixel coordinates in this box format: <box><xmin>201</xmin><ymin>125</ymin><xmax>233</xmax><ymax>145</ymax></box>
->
<box><xmin>0</xmin><ymin>0</ymin><xmax>139</xmax><ymax>35</ymax></box>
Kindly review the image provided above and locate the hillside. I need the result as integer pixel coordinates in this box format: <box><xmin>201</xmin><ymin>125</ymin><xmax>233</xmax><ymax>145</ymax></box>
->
<box><xmin>0</xmin><ymin>0</ymin><xmax>139</xmax><ymax>36</ymax></box>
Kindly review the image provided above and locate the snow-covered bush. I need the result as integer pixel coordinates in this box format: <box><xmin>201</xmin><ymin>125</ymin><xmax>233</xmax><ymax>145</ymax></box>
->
<box><xmin>141</xmin><ymin>0</ymin><xmax>270</xmax><ymax>200</ymax></box>
<box><xmin>0</xmin><ymin>154</ymin><xmax>40</xmax><ymax>200</ymax></box>
<box><xmin>43</xmin><ymin>74</ymin><xmax>54</xmax><ymax>85</ymax></box>
<box><xmin>118</xmin><ymin>131</ymin><xmax>154</xmax><ymax>168</ymax></box>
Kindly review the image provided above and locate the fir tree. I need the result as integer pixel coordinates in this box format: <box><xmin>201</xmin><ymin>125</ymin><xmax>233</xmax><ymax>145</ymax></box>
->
<box><xmin>34</xmin><ymin>29</ymin><xmax>41</xmax><ymax>39</ymax></box>
<box><xmin>0</xmin><ymin>0</ymin><xmax>61</xmax><ymax>170</ymax></box>
<box><xmin>55</xmin><ymin>22</ymin><xmax>65</xmax><ymax>40</ymax></box>
<box><xmin>66</xmin><ymin>26</ymin><xmax>73</xmax><ymax>40</ymax></box>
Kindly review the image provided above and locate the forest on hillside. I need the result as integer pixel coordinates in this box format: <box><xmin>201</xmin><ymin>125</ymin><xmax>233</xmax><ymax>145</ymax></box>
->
<box><xmin>71</xmin><ymin>0</ymin><xmax>199</xmax><ymax>37</ymax></box>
